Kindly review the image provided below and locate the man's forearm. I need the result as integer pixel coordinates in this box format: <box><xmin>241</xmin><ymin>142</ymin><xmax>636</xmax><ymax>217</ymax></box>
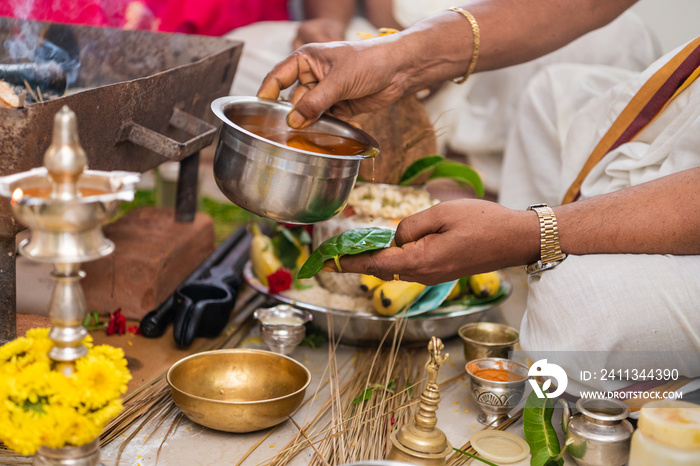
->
<box><xmin>389</xmin><ymin>0</ymin><xmax>639</xmax><ymax>94</ymax></box>
<box><xmin>555</xmin><ymin>168</ymin><xmax>700</xmax><ymax>256</ymax></box>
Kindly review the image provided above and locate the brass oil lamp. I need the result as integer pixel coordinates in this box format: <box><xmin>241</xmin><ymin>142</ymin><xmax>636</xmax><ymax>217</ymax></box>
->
<box><xmin>0</xmin><ymin>105</ymin><xmax>139</xmax><ymax>374</ymax></box>
<box><xmin>386</xmin><ymin>336</ymin><xmax>453</xmax><ymax>465</ymax></box>
<box><xmin>0</xmin><ymin>106</ymin><xmax>139</xmax><ymax>465</ymax></box>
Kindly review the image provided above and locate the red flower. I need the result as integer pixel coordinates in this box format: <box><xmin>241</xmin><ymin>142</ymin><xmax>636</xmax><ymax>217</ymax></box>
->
<box><xmin>278</xmin><ymin>222</ymin><xmax>314</xmax><ymax>237</ymax></box>
<box><xmin>107</xmin><ymin>308</ymin><xmax>127</xmax><ymax>336</ymax></box>
<box><xmin>127</xmin><ymin>325</ymin><xmax>142</xmax><ymax>335</ymax></box>
<box><xmin>267</xmin><ymin>268</ymin><xmax>293</xmax><ymax>294</ymax></box>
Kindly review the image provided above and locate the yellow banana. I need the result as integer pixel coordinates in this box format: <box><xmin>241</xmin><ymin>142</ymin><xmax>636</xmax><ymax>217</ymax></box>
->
<box><xmin>295</xmin><ymin>243</ymin><xmax>310</xmax><ymax>269</ymax></box>
<box><xmin>250</xmin><ymin>224</ymin><xmax>283</xmax><ymax>287</ymax></box>
<box><xmin>468</xmin><ymin>271</ymin><xmax>501</xmax><ymax>298</ymax></box>
<box><xmin>446</xmin><ymin>281</ymin><xmax>461</xmax><ymax>301</ymax></box>
<box><xmin>372</xmin><ymin>280</ymin><xmax>426</xmax><ymax>316</ymax></box>
<box><xmin>360</xmin><ymin>274</ymin><xmax>385</xmax><ymax>295</ymax></box>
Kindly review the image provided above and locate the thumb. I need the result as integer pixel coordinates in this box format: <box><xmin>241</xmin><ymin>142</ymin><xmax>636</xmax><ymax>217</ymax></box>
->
<box><xmin>332</xmin><ymin>242</ymin><xmax>422</xmax><ymax>282</ymax></box>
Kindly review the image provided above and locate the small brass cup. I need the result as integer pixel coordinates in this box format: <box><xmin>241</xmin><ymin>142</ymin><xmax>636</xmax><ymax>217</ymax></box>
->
<box><xmin>458</xmin><ymin>322</ymin><xmax>519</xmax><ymax>362</ymax></box>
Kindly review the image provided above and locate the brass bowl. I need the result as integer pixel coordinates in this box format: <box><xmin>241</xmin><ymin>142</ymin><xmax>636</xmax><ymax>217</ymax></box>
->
<box><xmin>458</xmin><ymin>322</ymin><xmax>519</xmax><ymax>362</ymax></box>
<box><xmin>166</xmin><ymin>349</ymin><xmax>311</xmax><ymax>433</ymax></box>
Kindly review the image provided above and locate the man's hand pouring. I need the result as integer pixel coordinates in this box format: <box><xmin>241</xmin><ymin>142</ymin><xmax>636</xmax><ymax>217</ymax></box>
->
<box><xmin>257</xmin><ymin>35</ymin><xmax>412</xmax><ymax>129</ymax></box>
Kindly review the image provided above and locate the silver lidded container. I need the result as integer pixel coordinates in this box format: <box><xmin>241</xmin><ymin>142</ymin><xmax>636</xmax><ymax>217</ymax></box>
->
<box><xmin>561</xmin><ymin>397</ymin><xmax>633</xmax><ymax>466</ymax></box>
<box><xmin>211</xmin><ymin>96</ymin><xmax>379</xmax><ymax>224</ymax></box>
<box><xmin>254</xmin><ymin>304</ymin><xmax>312</xmax><ymax>355</ymax></box>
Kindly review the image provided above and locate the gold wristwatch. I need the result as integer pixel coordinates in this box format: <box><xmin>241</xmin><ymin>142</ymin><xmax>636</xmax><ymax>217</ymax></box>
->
<box><xmin>526</xmin><ymin>203</ymin><xmax>566</xmax><ymax>275</ymax></box>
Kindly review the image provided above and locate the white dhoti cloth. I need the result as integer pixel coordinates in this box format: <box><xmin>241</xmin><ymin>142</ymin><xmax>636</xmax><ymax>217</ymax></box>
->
<box><xmin>429</xmin><ymin>10</ymin><xmax>661</xmax><ymax>192</ymax></box>
<box><xmin>498</xmin><ymin>40</ymin><xmax>700</xmax><ymax>392</ymax></box>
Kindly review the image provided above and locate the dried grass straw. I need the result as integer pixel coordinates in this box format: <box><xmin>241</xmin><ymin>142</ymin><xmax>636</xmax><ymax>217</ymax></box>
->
<box><xmin>257</xmin><ymin>313</ymin><xmax>432</xmax><ymax>466</ymax></box>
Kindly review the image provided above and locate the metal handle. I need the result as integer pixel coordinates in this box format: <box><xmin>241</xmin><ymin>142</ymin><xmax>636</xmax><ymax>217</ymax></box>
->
<box><xmin>118</xmin><ymin>107</ymin><xmax>217</xmax><ymax>161</ymax></box>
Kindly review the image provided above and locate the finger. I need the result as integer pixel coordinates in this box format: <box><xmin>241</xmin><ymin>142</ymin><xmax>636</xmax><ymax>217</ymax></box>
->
<box><xmin>394</xmin><ymin>207</ymin><xmax>443</xmax><ymax>246</ymax></box>
<box><xmin>285</xmin><ymin>78</ymin><xmax>344</xmax><ymax>128</ymax></box>
<box><xmin>257</xmin><ymin>55</ymin><xmax>305</xmax><ymax>100</ymax></box>
<box><xmin>289</xmin><ymin>83</ymin><xmax>309</xmax><ymax>104</ymax></box>
<box><xmin>334</xmin><ymin>244</ymin><xmax>423</xmax><ymax>282</ymax></box>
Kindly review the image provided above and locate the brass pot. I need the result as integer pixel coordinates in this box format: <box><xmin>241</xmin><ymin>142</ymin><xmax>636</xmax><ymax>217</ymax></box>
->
<box><xmin>166</xmin><ymin>349</ymin><xmax>311</xmax><ymax>433</ymax></box>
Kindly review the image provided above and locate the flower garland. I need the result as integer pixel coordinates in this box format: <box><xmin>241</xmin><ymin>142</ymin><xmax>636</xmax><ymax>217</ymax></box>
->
<box><xmin>0</xmin><ymin>328</ymin><xmax>131</xmax><ymax>455</ymax></box>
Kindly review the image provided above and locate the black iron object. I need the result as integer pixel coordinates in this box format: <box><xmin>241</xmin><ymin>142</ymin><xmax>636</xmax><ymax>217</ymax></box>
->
<box><xmin>140</xmin><ymin>227</ymin><xmax>248</xmax><ymax>338</ymax></box>
<box><xmin>172</xmin><ymin>228</ymin><xmax>253</xmax><ymax>347</ymax></box>
<box><xmin>0</xmin><ymin>61</ymin><xmax>67</xmax><ymax>95</ymax></box>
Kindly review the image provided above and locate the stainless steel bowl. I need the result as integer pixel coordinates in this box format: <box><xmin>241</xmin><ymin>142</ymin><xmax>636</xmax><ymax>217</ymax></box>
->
<box><xmin>211</xmin><ymin>97</ymin><xmax>379</xmax><ymax>224</ymax></box>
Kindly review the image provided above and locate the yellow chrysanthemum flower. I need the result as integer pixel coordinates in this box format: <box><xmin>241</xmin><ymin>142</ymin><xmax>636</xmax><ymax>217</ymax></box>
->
<box><xmin>25</xmin><ymin>327</ymin><xmax>53</xmax><ymax>355</ymax></box>
<box><xmin>91</xmin><ymin>344</ymin><xmax>126</xmax><ymax>364</ymax></box>
<box><xmin>0</xmin><ymin>328</ymin><xmax>130</xmax><ymax>455</ymax></box>
<box><xmin>74</xmin><ymin>358</ymin><xmax>127</xmax><ymax>408</ymax></box>
<box><xmin>87</xmin><ymin>398</ymin><xmax>124</xmax><ymax>427</ymax></box>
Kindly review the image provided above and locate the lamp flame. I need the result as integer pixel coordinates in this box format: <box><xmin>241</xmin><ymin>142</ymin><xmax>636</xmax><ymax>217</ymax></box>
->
<box><xmin>11</xmin><ymin>187</ymin><xmax>23</xmax><ymax>204</ymax></box>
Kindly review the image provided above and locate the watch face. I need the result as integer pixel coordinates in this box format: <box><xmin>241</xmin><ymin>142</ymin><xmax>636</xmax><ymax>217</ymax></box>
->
<box><xmin>526</xmin><ymin>255</ymin><xmax>567</xmax><ymax>275</ymax></box>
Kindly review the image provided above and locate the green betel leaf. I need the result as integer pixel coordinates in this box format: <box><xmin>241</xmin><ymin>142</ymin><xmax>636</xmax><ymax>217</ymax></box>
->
<box><xmin>274</xmin><ymin>226</ymin><xmax>301</xmax><ymax>270</ymax></box>
<box><xmin>398</xmin><ymin>155</ymin><xmax>445</xmax><ymax>186</ymax></box>
<box><xmin>297</xmin><ymin>227</ymin><xmax>395</xmax><ymax>279</ymax></box>
<box><xmin>523</xmin><ymin>389</ymin><xmax>563</xmax><ymax>466</ymax></box>
<box><xmin>429</xmin><ymin>161</ymin><xmax>485</xmax><ymax>196</ymax></box>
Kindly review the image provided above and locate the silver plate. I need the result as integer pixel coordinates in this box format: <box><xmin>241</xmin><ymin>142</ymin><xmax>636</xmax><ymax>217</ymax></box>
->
<box><xmin>243</xmin><ymin>262</ymin><xmax>512</xmax><ymax>346</ymax></box>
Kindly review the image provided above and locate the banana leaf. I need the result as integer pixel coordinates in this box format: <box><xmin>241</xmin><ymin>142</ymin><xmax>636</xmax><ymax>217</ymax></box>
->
<box><xmin>398</xmin><ymin>155</ymin><xmax>445</xmax><ymax>186</ymax></box>
<box><xmin>399</xmin><ymin>280</ymin><xmax>458</xmax><ymax>317</ymax></box>
<box><xmin>523</xmin><ymin>389</ymin><xmax>564</xmax><ymax>466</ymax></box>
<box><xmin>430</xmin><ymin>161</ymin><xmax>485</xmax><ymax>196</ymax></box>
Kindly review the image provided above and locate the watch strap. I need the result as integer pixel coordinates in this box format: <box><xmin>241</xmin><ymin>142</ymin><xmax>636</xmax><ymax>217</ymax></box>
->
<box><xmin>526</xmin><ymin>203</ymin><xmax>566</xmax><ymax>274</ymax></box>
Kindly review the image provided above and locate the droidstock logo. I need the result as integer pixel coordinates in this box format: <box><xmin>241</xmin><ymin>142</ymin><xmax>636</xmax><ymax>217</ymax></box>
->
<box><xmin>528</xmin><ymin>359</ymin><xmax>568</xmax><ymax>398</ymax></box>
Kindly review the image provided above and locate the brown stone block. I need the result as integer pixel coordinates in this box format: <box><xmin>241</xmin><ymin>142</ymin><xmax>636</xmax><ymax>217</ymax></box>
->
<box><xmin>82</xmin><ymin>206</ymin><xmax>215</xmax><ymax>320</ymax></box>
<box><xmin>16</xmin><ymin>314</ymin><xmax>52</xmax><ymax>336</ymax></box>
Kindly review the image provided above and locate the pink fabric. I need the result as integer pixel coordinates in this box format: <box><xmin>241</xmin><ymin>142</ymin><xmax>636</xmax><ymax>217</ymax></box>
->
<box><xmin>147</xmin><ymin>0</ymin><xmax>289</xmax><ymax>36</ymax></box>
<box><xmin>0</xmin><ymin>1</ymin><xmax>127</xmax><ymax>28</ymax></box>
<box><xmin>0</xmin><ymin>0</ymin><xmax>289</xmax><ymax>36</ymax></box>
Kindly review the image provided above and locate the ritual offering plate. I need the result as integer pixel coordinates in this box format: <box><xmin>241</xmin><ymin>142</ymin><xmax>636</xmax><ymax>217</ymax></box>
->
<box><xmin>244</xmin><ymin>178</ymin><xmax>506</xmax><ymax>345</ymax></box>
<box><xmin>243</xmin><ymin>262</ymin><xmax>512</xmax><ymax>345</ymax></box>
